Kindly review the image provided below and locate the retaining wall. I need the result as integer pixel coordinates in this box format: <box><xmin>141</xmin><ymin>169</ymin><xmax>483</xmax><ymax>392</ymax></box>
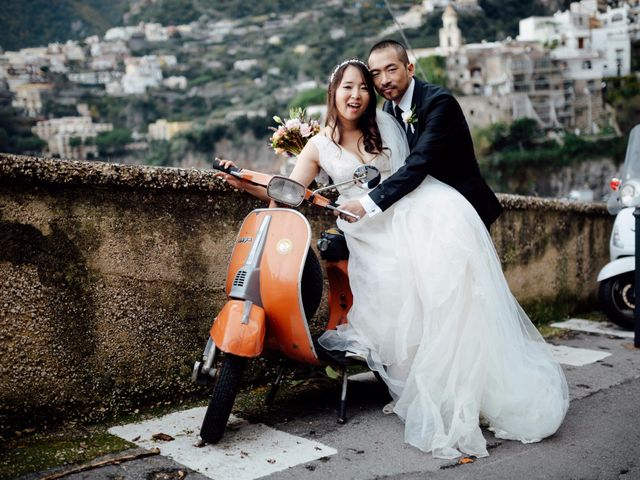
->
<box><xmin>0</xmin><ymin>154</ymin><xmax>613</xmax><ymax>435</ymax></box>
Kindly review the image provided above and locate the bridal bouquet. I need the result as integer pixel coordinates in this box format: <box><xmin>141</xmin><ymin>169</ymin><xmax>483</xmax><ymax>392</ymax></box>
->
<box><xmin>269</xmin><ymin>107</ymin><xmax>321</xmax><ymax>157</ymax></box>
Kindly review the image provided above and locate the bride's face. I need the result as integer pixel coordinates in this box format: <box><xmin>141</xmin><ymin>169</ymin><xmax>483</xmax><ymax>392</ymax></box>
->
<box><xmin>335</xmin><ymin>66</ymin><xmax>370</xmax><ymax>124</ymax></box>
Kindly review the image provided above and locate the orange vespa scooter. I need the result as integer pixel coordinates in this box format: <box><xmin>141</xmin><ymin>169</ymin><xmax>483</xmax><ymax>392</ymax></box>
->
<box><xmin>192</xmin><ymin>160</ymin><xmax>381</xmax><ymax>444</ymax></box>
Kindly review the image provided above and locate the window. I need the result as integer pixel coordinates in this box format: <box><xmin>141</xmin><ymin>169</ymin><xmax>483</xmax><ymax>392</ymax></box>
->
<box><xmin>582</xmin><ymin>60</ymin><xmax>592</xmax><ymax>70</ymax></box>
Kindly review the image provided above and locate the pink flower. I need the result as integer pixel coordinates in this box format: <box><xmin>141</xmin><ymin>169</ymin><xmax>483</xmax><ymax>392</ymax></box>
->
<box><xmin>300</xmin><ymin>123</ymin><xmax>312</xmax><ymax>138</ymax></box>
<box><xmin>272</xmin><ymin>126</ymin><xmax>286</xmax><ymax>139</ymax></box>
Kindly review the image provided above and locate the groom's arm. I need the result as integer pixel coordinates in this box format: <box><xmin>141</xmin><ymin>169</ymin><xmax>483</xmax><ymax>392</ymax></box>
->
<box><xmin>366</xmin><ymin>93</ymin><xmax>458</xmax><ymax>212</ymax></box>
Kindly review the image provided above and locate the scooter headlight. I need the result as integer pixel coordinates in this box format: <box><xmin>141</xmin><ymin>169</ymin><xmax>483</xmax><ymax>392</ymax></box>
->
<box><xmin>620</xmin><ymin>180</ymin><xmax>640</xmax><ymax>207</ymax></box>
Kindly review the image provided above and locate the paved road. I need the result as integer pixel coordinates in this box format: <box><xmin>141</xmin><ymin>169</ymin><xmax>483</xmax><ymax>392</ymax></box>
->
<box><xmin>23</xmin><ymin>321</ymin><xmax>640</xmax><ymax>480</ymax></box>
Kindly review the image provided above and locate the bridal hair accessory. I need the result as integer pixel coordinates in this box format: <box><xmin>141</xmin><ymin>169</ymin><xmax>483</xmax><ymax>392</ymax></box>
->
<box><xmin>329</xmin><ymin>58</ymin><xmax>368</xmax><ymax>83</ymax></box>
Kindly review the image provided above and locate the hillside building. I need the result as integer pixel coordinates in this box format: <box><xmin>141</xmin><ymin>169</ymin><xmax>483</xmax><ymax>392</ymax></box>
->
<box><xmin>518</xmin><ymin>0</ymin><xmax>634</xmax><ymax>77</ymax></box>
<box><xmin>439</xmin><ymin>5</ymin><xmax>463</xmax><ymax>55</ymax></box>
<box><xmin>148</xmin><ymin>119</ymin><xmax>193</xmax><ymax>141</ymax></box>
<box><xmin>32</xmin><ymin>116</ymin><xmax>113</xmax><ymax>160</ymax></box>
<box><xmin>11</xmin><ymin>83</ymin><xmax>52</xmax><ymax>117</ymax></box>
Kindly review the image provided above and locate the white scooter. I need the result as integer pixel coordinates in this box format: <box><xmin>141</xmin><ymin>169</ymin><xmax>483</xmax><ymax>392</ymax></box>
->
<box><xmin>597</xmin><ymin>123</ymin><xmax>640</xmax><ymax>330</ymax></box>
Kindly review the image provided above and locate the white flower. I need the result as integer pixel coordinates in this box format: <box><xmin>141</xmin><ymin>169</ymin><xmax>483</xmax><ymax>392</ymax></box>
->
<box><xmin>401</xmin><ymin>106</ymin><xmax>417</xmax><ymax>133</ymax></box>
<box><xmin>285</xmin><ymin>118</ymin><xmax>301</xmax><ymax>129</ymax></box>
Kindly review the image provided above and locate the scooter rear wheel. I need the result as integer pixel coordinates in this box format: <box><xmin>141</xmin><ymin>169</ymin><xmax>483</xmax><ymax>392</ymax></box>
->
<box><xmin>598</xmin><ymin>273</ymin><xmax>634</xmax><ymax>330</ymax></box>
<box><xmin>200</xmin><ymin>353</ymin><xmax>247</xmax><ymax>444</ymax></box>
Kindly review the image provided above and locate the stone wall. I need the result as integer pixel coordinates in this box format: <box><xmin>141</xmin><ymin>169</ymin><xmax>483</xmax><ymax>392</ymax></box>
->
<box><xmin>0</xmin><ymin>154</ymin><xmax>613</xmax><ymax>435</ymax></box>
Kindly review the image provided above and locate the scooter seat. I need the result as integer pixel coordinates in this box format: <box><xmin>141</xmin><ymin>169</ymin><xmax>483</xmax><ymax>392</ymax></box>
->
<box><xmin>317</xmin><ymin>229</ymin><xmax>349</xmax><ymax>261</ymax></box>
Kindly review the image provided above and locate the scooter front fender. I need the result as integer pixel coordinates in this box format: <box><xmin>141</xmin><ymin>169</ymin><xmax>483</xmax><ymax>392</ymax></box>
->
<box><xmin>210</xmin><ymin>300</ymin><xmax>266</xmax><ymax>357</ymax></box>
<box><xmin>597</xmin><ymin>256</ymin><xmax>635</xmax><ymax>282</ymax></box>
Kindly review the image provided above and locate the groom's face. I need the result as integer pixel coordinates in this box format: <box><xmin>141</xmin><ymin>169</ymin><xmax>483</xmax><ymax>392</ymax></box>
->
<box><xmin>368</xmin><ymin>47</ymin><xmax>414</xmax><ymax>103</ymax></box>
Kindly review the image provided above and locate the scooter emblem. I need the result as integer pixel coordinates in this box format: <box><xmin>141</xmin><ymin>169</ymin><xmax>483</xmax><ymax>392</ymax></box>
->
<box><xmin>276</xmin><ymin>238</ymin><xmax>293</xmax><ymax>255</ymax></box>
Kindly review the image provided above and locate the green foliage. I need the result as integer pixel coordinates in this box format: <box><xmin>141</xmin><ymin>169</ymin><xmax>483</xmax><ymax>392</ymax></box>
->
<box><xmin>471</xmin><ymin>0</ymin><xmax>547</xmax><ymax>41</ymax></box>
<box><xmin>14</xmin><ymin>136</ymin><xmax>47</xmax><ymax>152</ymax></box>
<box><xmin>146</xmin><ymin>140</ymin><xmax>173</xmax><ymax>166</ymax></box>
<box><xmin>42</xmin><ymin>98</ymin><xmax>79</xmax><ymax>118</ymax></box>
<box><xmin>0</xmin><ymin>0</ymin><xmax>130</xmax><ymax>50</ymax></box>
<box><xmin>288</xmin><ymin>88</ymin><xmax>326</xmax><ymax>110</ymax></box>
<box><xmin>69</xmin><ymin>136</ymin><xmax>82</xmax><ymax>148</ymax></box>
<box><xmin>476</xmin><ymin>117</ymin><xmax>628</xmax><ymax>193</ymax></box>
<box><xmin>183</xmin><ymin>124</ymin><xmax>229</xmax><ymax>153</ymax></box>
<box><xmin>416</xmin><ymin>56</ymin><xmax>447</xmax><ymax>87</ymax></box>
<box><xmin>0</xmin><ymin>106</ymin><xmax>46</xmax><ymax>154</ymax></box>
<box><xmin>632</xmin><ymin>41</ymin><xmax>640</xmax><ymax>73</ymax></box>
<box><xmin>604</xmin><ymin>75</ymin><xmax>640</xmax><ymax>135</ymax></box>
<box><xmin>94</xmin><ymin>128</ymin><xmax>132</xmax><ymax>156</ymax></box>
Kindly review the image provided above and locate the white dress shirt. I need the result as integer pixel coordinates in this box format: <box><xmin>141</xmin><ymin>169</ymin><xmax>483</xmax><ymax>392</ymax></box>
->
<box><xmin>359</xmin><ymin>78</ymin><xmax>416</xmax><ymax>217</ymax></box>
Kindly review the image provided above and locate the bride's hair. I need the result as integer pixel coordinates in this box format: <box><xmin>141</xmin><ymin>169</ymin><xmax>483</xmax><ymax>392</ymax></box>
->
<box><xmin>325</xmin><ymin>60</ymin><xmax>384</xmax><ymax>155</ymax></box>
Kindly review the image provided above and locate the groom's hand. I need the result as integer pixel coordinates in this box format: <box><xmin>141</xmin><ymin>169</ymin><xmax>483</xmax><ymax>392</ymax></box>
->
<box><xmin>335</xmin><ymin>200</ymin><xmax>366</xmax><ymax>222</ymax></box>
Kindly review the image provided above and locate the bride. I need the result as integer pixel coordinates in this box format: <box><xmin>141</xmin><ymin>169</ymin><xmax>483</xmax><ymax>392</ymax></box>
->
<box><xmin>218</xmin><ymin>59</ymin><xmax>569</xmax><ymax>459</ymax></box>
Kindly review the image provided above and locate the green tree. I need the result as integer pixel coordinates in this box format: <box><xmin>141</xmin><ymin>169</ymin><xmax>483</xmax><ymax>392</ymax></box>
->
<box><xmin>416</xmin><ymin>56</ymin><xmax>447</xmax><ymax>87</ymax></box>
<box><xmin>288</xmin><ymin>88</ymin><xmax>326</xmax><ymax>110</ymax></box>
<box><xmin>95</xmin><ymin>128</ymin><xmax>132</xmax><ymax>156</ymax></box>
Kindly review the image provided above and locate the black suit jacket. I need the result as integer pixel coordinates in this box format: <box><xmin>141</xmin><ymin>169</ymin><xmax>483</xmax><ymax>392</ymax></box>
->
<box><xmin>372</xmin><ymin>78</ymin><xmax>502</xmax><ymax>228</ymax></box>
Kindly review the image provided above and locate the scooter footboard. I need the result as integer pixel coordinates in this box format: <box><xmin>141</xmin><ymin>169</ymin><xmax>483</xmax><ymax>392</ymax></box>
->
<box><xmin>210</xmin><ymin>300</ymin><xmax>266</xmax><ymax>357</ymax></box>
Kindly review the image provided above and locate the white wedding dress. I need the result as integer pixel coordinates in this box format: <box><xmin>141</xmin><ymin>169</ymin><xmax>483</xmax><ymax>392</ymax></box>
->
<box><xmin>313</xmin><ymin>110</ymin><xmax>569</xmax><ymax>459</ymax></box>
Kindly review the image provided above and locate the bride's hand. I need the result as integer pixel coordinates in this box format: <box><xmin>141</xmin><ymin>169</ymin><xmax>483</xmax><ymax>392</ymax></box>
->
<box><xmin>213</xmin><ymin>158</ymin><xmax>244</xmax><ymax>189</ymax></box>
<box><xmin>335</xmin><ymin>199</ymin><xmax>365</xmax><ymax>223</ymax></box>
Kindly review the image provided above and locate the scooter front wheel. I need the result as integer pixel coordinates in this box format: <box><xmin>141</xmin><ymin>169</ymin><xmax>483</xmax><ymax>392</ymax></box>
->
<box><xmin>598</xmin><ymin>273</ymin><xmax>634</xmax><ymax>330</ymax></box>
<box><xmin>200</xmin><ymin>353</ymin><xmax>247</xmax><ymax>444</ymax></box>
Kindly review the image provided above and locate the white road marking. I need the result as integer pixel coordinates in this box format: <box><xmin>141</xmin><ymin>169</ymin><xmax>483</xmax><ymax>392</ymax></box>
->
<box><xmin>108</xmin><ymin>407</ymin><xmax>337</xmax><ymax>480</ymax></box>
<box><xmin>548</xmin><ymin>344</ymin><xmax>611</xmax><ymax>366</ymax></box>
<box><xmin>550</xmin><ymin>318</ymin><xmax>634</xmax><ymax>339</ymax></box>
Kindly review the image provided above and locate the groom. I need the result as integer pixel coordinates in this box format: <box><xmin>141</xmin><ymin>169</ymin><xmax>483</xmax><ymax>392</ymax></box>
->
<box><xmin>339</xmin><ymin>40</ymin><xmax>502</xmax><ymax>229</ymax></box>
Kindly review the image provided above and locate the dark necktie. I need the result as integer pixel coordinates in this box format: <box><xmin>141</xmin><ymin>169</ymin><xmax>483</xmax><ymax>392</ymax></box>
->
<box><xmin>394</xmin><ymin>105</ymin><xmax>405</xmax><ymax>132</ymax></box>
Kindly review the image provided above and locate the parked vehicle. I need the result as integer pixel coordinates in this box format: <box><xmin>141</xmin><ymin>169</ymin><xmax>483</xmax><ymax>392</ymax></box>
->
<box><xmin>192</xmin><ymin>159</ymin><xmax>381</xmax><ymax>444</ymax></box>
<box><xmin>597</xmin><ymin>124</ymin><xmax>640</xmax><ymax>330</ymax></box>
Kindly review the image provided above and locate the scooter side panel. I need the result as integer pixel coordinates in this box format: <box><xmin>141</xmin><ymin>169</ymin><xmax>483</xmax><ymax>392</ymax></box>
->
<box><xmin>225</xmin><ymin>209</ymin><xmax>320</xmax><ymax>365</ymax></box>
<box><xmin>325</xmin><ymin>260</ymin><xmax>352</xmax><ymax>331</ymax></box>
<box><xmin>210</xmin><ymin>300</ymin><xmax>266</xmax><ymax>357</ymax></box>
<box><xmin>260</xmin><ymin>210</ymin><xmax>321</xmax><ymax>365</ymax></box>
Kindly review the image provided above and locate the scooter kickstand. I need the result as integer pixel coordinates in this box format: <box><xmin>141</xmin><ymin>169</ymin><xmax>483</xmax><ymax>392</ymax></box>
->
<box><xmin>337</xmin><ymin>366</ymin><xmax>348</xmax><ymax>424</ymax></box>
<box><xmin>265</xmin><ymin>364</ymin><xmax>287</xmax><ymax>406</ymax></box>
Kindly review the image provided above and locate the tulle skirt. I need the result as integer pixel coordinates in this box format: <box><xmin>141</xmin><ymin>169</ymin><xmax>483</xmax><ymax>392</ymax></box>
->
<box><xmin>318</xmin><ymin>177</ymin><xmax>569</xmax><ymax>459</ymax></box>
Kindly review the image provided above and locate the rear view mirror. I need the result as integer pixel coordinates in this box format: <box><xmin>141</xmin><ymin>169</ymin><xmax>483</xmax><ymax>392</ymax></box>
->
<box><xmin>353</xmin><ymin>165</ymin><xmax>381</xmax><ymax>189</ymax></box>
<box><xmin>267</xmin><ymin>176</ymin><xmax>306</xmax><ymax>206</ymax></box>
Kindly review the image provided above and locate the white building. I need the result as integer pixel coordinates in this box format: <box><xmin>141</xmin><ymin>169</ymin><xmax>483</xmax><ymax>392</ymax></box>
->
<box><xmin>163</xmin><ymin>76</ymin><xmax>187</xmax><ymax>89</ymax></box>
<box><xmin>90</xmin><ymin>40</ymin><xmax>129</xmax><ymax>58</ymax></box>
<box><xmin>144</xmin><ymin>23</ymin><xmax>169</xmax><ymax>42</ymax></box>
<box><xmin>234</xmin><ymin>59</ymin><xmax>259</xmax><ymax>72</ymax></box>
<box><xmin>32</xmin><ymin>116</ymin><xmax>113</xmax><ymax>159</ymax></box>
<box><xmin>439</xmin><ymin>4</ymin><xmax>463</xmax><ymax>55</ymax></box>
<box><xmin>519</xmin><ymin>0</ymin><xmax>632</xmax><ymax>78</ymax></box>
<box><xmin>68</xmin><ymin>71</ymin><xmax>123</xmax><ymax>85</ymax></box>
<box><xmin>121</xmin><ymin>56</ymin><xmax>163</xmax><ymax>95</ymax></box>
<box><xmin>104</xmin><ymin>26</ymin><xmax>140</xmax><ymax>42</ymax></box>
<box><xmin>90</xmin><ymin>55</ymin><xmax>119</xmax><ymax>71</ymax></box>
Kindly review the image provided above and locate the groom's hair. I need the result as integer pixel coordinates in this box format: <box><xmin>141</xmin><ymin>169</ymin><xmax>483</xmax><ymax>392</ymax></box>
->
<box><xmin>369</xmin><ymin>40</ymin><xmax>410</xmax><ymax>66</ymax></box>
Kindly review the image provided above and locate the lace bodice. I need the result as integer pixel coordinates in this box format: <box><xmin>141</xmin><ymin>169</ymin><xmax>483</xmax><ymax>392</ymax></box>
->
<box><xmin>309</xmin><ymin>135</ymin><xmax>392</xmax><ymax>202</ymax></box>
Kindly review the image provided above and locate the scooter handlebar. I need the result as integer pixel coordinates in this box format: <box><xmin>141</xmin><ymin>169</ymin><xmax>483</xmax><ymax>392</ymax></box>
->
<box><xmin>212</xmin><ymin>158</ymin><xmax>241</xmax><ymax>175</ymax></box>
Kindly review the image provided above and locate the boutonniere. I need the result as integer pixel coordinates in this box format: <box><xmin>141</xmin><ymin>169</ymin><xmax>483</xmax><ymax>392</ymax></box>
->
<box><xmin>401</xmin><ymin>106</ymin><xmax>417</xmax><ymax>133</ymax></box>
